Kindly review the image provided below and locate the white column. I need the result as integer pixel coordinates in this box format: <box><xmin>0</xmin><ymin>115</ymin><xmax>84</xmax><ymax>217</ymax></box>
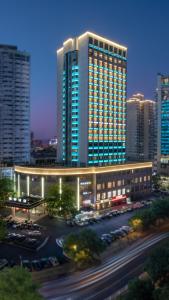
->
<box><xmin>77</xmin><ymin>177</ymin><xmax>80</xmax><ymax>211</ymax></box>
<box><xmin>93</xmin><ymin>173</ymin><xmax>96</xmax><ymax>204</ymax></box>
<box><xmin>59</xmin><ymin>177</ymin><xmax>62</xmax><ymax>195</ymax></box>
<box><xmin>17</xmin><ymin>174</ymin><xmax>20</xmax><ymax>197</ymax></box>
<box><xmin>41</xmin><ymin>177</ymin><xmax>45</xmax><ymax>198</ymax></box>
<box><xmin>13</xmin><ymin>173</ymin><xmax>16</xmax><ymax>193</ymax></box>
<box><xmin>26</xmin><ymin>175</ymin><xmax>30</xmax><ymax>196</ymax></box>
<box><xmin>12</xmin><ymin>207</ymin><xmax>16</xmax><ymax>217</ymax></box>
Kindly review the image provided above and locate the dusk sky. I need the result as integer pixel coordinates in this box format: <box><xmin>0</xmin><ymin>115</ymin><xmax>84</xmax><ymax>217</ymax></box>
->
<box><xmin>0</xmin><ymin>0</ymin><xmax>169</xmax><ymax>139</ymax></box>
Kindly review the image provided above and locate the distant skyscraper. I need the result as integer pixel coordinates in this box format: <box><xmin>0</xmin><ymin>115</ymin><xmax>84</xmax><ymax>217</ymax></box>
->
<box><xmin>0</xmin><ymin>45</ymin><xmax>30</xmax><ymax>164</ymax></box>
<box><xmin>126</xmin><ymin>93</ymin><xmax>156</xmax><ymax>162</ymax></box>
<box><xmin>57</xmin><ymin>32</ymin><xmax>127</xmax><ymax>166</ymax></box>
<box><xmin>157</xmin><ymin>74</ymin><xmax>169</xmax><ymax>173</ymax></box>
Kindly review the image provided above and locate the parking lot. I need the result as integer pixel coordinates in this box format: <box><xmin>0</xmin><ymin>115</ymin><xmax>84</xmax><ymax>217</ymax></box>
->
<box><xmin>0</xmin><ymin>194</ymin><xmax>161</xmax><ymax>272</ymax></box>
<box><xmin>5</xmin><ymin>219</ymin><xmax>49</xmax><ymax>251</ymax></box>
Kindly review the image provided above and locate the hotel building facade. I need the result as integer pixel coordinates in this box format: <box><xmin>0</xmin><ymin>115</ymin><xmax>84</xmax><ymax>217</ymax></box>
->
<box><xmin>157</xmin><ymin>73</ymin><xmax>169</xmax><ymax>174</ymax></box>
<box><xmin>14</xmin><ymin>162</ymin><xmax>152</xmax><ymax>210</ymax></box>
<box><xmin>57</xmin><ymin>32</ymin><xmax>127</xmax><ymax>167</ymax></box>
<box><xmin>12</xmin><ymin>32</ymin><xmax>152</xmax><ymax>213</ymax></box>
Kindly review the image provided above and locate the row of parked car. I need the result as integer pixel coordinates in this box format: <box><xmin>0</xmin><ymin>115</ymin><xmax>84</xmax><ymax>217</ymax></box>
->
<box><xmin>66</xmin><ymin>210</ymin><xmax>130</xmax><ymax>227</ymax></box>
<box><xmin>100</xmin><ymin>225</ymin><xmax>133</xmax><ymax>245</ymax></box>
<box><xmin>6</xmin><ymin>218</ymin><xmax>41</xmax><ymax>231</ymax></box>
<box><xmin>66</xmin><ymin>209</ymin><xmax>133</xmax><ymax>227</ymax></box>
<box><xmin>0</xmin><ymin>256</ymin><xmax>59</xmax><ymax>272</ymax></box>
<box><xmin>22</xmin><ymin>256</ymin><xmax>59</xmax><ymax>272</ymax></box>
<box><xmin>66</xmin><ymin>200</ymin><xmax>152</xmax><ymax>228</ymax></box>
<box><xmin>5</xmin><ymin>231</ymin><xmax>42</xmax><ymax>249</ymax></box>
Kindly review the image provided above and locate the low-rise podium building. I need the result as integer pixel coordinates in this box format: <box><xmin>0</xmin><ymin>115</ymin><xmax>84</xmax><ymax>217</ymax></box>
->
<box><xmin>14</xmin><ymin>161</ymin><xmax>152</xmax><ymax>211</ymax></box>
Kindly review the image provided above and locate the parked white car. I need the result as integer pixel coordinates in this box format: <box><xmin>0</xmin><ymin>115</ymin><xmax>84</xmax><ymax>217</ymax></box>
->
<box><xmin>27</xmin><ymin>231</ymin><xmax>42</xmax><ymax>237</ymax></box>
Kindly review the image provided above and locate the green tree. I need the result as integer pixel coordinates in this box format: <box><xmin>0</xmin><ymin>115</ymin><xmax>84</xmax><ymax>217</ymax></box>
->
<box><xmin>60</xmin><ymin>184</ymin><xmax>77</xmax><ymax>217</ymax></box>
<box><xmin>140</xmin><ymin>209</ymin><xmax>156</xmax><ymax>229</ymax></box>
<box><xmin>45</xmin><ymin>184</ymin><xmax>60</xmax><ymax>217</ymax></box>
<box><xmin>154</xmin><ymin>284</ymin><xmax>169</xmax><ymax>300</ymax></box>
<box><xmin>121</xmin><ymin>243</ymin><xmax>169</xmax><ymax>300</ymax></box>
<box><xmin>63</xmin><ymin>229</ymin><xmax>106</xmax><ymax>268</ymax></box>
<box><xmin>125</xmin><ymin>278</ymin><xmax>154</xmax><ymax>300</ymax></box>
<box><xmin>129</xmin><ymin>209</ymin><xmax>156</xmax><ymax>231</ymax></box>
<box><xmin>145</xmin><ymin>244</ymin><xmax>169</xmax><ymax>285</ymax></box>
<box><xmin>152</xmin><ymin>198</ymin><xmax>169</xmax><ymax>219</ymax></box>
<box><xmin>0</xmin><ymin>218</ymin><xmax>7</xmax><ymax>240</ymax></box>
<box><xmin>45</xmin><ymin>183</ymin><xmax>76</xmax><ymax>218</ymax></box>
<box><xmin>152</xmin><ymin>175</ymin><xmax>162</xmax><ymax>190</ymax></box>
<box><xmin>128</xmin><ymin>198</ymin><xmax>169</xmax><ymax>232</ymax></box>
<box><xmin>0</xmin><ymin>178</ymin><xmax>14</xmax><ymax>205</ymax></box>
<box><xmin>0</xmin><ymin>266</ymin><xmax>42</xmax><ymax>300</ymax></box>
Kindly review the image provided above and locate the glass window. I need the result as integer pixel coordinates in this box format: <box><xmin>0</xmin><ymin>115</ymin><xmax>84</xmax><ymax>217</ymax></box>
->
<box><xmin>108</xmin><ymin>191</ymin><xmax>112</xmax><ymax>198</ymax></box>
<box><xmin>97</xmin><ymin>184</ymin><xmax>101</xmax><ymax>190</ymax></box>
<box><xmin>122</xmin><ymin>188</ymin><xmax>125</xmax><ymax>194</ymax></box>
<box><xmin>99</xmin><ymin>41</ymin><xmax>103</xmax><ymax>48</ymax></box>
<box><xmin>89</xmin><ymin>37</ymin><xmax>93</xmax><ymax>44</ymax></box>
<box><xmin>97</xmin><ymin>193</ymin><xmax>100</xmax><ymax>200</ymax></box>
<box><xmin>113</xmin><ymin>190</ymin><xmax>116</xmax><ymax>197</ymax></box>
<box><xmin>94</xmin><ymin>39</ymin><xmax>98</xmax><ymax>46</ymax></box>
<box><xmin>105</xmin><ymin>43</ymin><xmax>108</xmax><ymax>50</ymax></box>
<box><xmin>102</xmin><ymin>192</ymin><xmax>106</xmax><ymax>199</ymax></box>
<box><xmin>117</xmin><ymin>180</ymin><xmax>121</xmax><ymax>186</ymax></box>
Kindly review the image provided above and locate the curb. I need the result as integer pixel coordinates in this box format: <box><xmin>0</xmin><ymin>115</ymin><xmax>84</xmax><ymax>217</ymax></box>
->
<box><xmin>37</xmin><ymin>236</ymin><xmax>50</xmax><ymax>251</ymax></box>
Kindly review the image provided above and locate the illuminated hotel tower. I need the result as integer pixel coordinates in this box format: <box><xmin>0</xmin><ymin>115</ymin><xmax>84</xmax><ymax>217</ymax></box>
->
<box><xmin>157</xmin><ymin>74</ymin><xmax>169</xmax><ymax>173</ymax></box>
<box><xmin>57</xmin><ymin>32</ymin><xmax>127</xmax><ymax>166</ymax></box>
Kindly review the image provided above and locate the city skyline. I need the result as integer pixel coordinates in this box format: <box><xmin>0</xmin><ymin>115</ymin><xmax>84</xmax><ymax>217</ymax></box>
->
<box><xmin>1</xmin><ymin>0</ymin><xmax>169</xmax><ymax>138</ymax></box>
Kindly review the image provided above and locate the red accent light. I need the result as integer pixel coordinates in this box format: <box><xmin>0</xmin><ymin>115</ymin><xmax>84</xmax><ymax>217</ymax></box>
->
<box><xmin>111</xmin><ymin>195</ymin><xmax>126</xmax><ymax>202</ymax></box>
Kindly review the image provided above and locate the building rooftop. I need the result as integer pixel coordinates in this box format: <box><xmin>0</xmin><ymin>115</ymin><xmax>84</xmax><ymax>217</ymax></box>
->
<box><xmin>57</xmin><ymin>31</ymin><xmax>127</xmax><ymax>53</ymax></box>
<box><xmin>0</xmin><ymin>45</ymin><xmax>17</xmax><ymax>50</ymax></box>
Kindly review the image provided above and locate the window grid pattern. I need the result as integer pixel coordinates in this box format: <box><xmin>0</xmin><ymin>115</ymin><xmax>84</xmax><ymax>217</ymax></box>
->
<box><xmin>71</xmin><ymin>65</ymin><xmax>79</xmax><ymax>162</ymax></box>
<box><xmin>161</xmin><ymin>78</ymin><xmax>169</xmax><ymax>155</ymax></box>
<box><xmin>87</xmin><ymin>41</ymin><xmax>127</xmax><ymax>165</ymax></box>
<box><xmin>62</xmin><ymin>70</ymin><xmax>66</xmax><ymax>161</ymax></box>
<box><xmin>62</xmin><ymin>51</ymin><xmax>79</xmax><ymax>164</ymax></box>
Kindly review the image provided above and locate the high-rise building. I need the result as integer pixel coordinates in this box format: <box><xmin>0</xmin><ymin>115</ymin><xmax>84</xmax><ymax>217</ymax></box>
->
<box><xmin>157</xmin><ymin>73</ymin><xmax>169</xmax><ymax>173</ymax></box>
<box><xmin>126</xmin><ymin>93</ymin><xmax>156</xmax><ymax>162</ymax></box>
<box><xmin>0</xmin><ymin>45</ymin><xmax>30</xmax><ymax>164</ymax></box>
<box><xmin>57</xmin><ymin>32</ymin><xmax>127</xmax><ymax>167</ymax></box>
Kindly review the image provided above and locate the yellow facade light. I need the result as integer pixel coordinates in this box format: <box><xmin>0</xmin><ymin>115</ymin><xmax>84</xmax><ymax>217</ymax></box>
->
<box><xmin>78</xmin><ymin>31</ymin><xmax>127</xmax><ymax>50</ymax></box>
<box><xmin>57</xmin><ymin>47</ymin><xmax>63</xmax><ymax>54</ymax></box>
<box><xmin>14</xmin><ymin>162</ymin><xmax>152</xmax><ymax>177</ymax></box>
<box><xmin>63</xmin><ymin>38</ymin><xmax>73</xmax><ymax>46</ymax></box>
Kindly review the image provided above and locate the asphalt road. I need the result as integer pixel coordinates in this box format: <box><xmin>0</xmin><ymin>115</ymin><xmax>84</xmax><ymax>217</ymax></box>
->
<box><xmin>40</xmin><ymin>232</ymin><xmax>169</xmax><ymax>300</ymax></box>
